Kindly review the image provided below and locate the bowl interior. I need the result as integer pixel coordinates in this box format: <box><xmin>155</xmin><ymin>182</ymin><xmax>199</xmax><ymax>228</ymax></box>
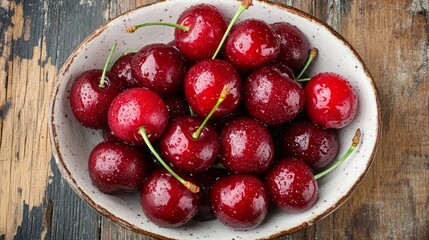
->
<box><xmin>49</xmin><ymin>0</ymin><xmax>380</xmax><ymax>238</ymax></box>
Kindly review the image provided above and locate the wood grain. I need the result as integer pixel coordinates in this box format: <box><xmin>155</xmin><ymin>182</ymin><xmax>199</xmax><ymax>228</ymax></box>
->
<box><xmin>0</xmin><ymin>0</ymin><xmax>427</xmax><ymax>239</ymax></box>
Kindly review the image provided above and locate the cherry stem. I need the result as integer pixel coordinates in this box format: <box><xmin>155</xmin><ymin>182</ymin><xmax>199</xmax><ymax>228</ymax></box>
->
<box><xmin>189</xmin><ymin>106</ymin><xmax>195</xmax><ymax>117</ymax></box>
<box><xmin>192</xmin><ymin>84</ymin><xmax>231</xmax><ymax>139</ymax></box>
<box><xmin>138</xmin><ymin>127</ymin><xmax>200</xmax><ymax>193</ymax></box>
<box><xmin>212</xmin><ymin>0</ymin><xmax>253</xmax><ymax>59</ymax></box>
<box><xmin>112</xmin><ymin>49</ymin><xmax>138</xmax><ymax>66</ymax></box>
<box><xmin>296</xmin><ymin>48</ymin><xmax>318</xmax><ymax>79</ymax></box>
<box><xmin>99</xmin><ymin>43</ymin><xmax>117</xmax><ymax>88</ymax></box>
<box><xmin>297</xmin><ymin>77</ymin><xmax>311</xmax><ymax>83</ymax></box>
<box><xmin>126</xmin><ymin>22</ymin><xmax>189</xmax><ymax>33</ymax></box>
<box><xmin>314</xmin><ymin>128</ymin><xmax>361</xmax><ymax>180</ymax></box>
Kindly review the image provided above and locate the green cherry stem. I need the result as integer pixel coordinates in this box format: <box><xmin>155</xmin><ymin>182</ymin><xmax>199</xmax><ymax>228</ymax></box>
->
<box><xmin>314</xmin><ymin>128</ymin><xmax>361</xmax><ymax>180</ymax></box>
<box><xmin>111</xmin><ymin>49</ymin><xmax>138</xmax><ymax>66</ymax></box>
<box><xmin>126</xmin><ymin>22</ymin><xmax>189</xmax><ymax>33</ymax></box>
<box><xmin>296</xmin><ymin>47</ymin><xmax>318</xmax><ymax>80</ymax></box>
<box><xmin>297</xmin><ymin>77</ymin><xmax>311</xmax><ymax>83</ymax></box>
<box><xmin>192</xmin><ymin>84</ymin><xmax>231</xmax><ymax>139</ymax></box>
<box><xmin>212</xmin><ymin>0</ymin><xmax>253</xmax><ymax>59</ymax></box>
<box><xmin>99</xmin><ymin>43</ymin><xmax>117</xmax><ymax>88</ymax></box>
<box><xmin>138</xmin><ymin>127</ymin><xmax>200</xmax><ymax>193</ymax></box>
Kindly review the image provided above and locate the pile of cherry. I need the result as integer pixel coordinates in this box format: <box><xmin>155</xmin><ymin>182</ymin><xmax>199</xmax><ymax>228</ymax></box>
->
<box><xmin>69</xmin><ymin>1</ymin><xmax>360</xmax><ymax>230</ymax></box>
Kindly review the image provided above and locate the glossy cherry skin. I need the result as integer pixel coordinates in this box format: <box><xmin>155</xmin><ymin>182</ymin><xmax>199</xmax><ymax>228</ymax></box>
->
<box><xmin>271</xmin><ymin>22</ymin><xmax>310</xmax><ymax>73</ymax></box>
<box><xmin>210</xmin><ymin>173</ymin><xmax>269</xmax><ymax>230</ymax></box>
<box><xmin>140</xmin><ymin>168</ymin><xmax>201</xmax><ymax>227</ymax></box>
<box><xmin>160</xmin><ymin>116</ymin><xmax>220</xmax><ymax>173</ymax></box>
<box><xmin>220</xmin><ymin>117</ymin><xmax>274</xmax><ymax>173</ymax></box>
<box><xmin>175</xmin><ymin>4</ymin><xmax>227</xmax><ymax>61</ymax></box>
<box><xmin>282</xmin><ymin>121</ymin><xmax>339</xmax><ymax>171</ymax></box>
<box><xmin>265</xmin><ymin>158</ymin><xmax>318</xmax><ymax>213</ymax></box>
<box><xmin>244</xmin><ymin>64</ymin><xmax>305</xmax><ymax>125</ymax></box>
<box><xmin>88</xmin><ymin>141</ymin><xmax>148</xmax><ymax>194</ymax></box>
<box><xmin>108</xmin><ymin>88</ymin><xmax>168</xmax><ymax>145</ymax></box>
<box><xmin>131</xmin><ymin>43</ymin><xmax>186</xmax><ymax>97</ymax></box>
<box><xmin>304</xmin><ymin>72</ymin><xmax>358</xmax><ymax>128</ymax></box>
<box><xmin>70</xmin><ymin>69</ymin><xmax>124</xmax><ymax>129</ymax></box>
<box><xmin>111</xmin><ymin>52</ymin><xmax>140</xmax><ymax>88</ymax></box>
<box><xmin>225</xmin><ymin>18</ymin><xmax>280</xmax><ymax>71</ymax></box>
<box><xmin>184</xmin><ymin>59</ymin><xmax>241</xmax><ymax>118</ymax></box>
<box><xmin>193</xmin><ymin>168</ymin><xmax>230</xmax><ymax>221</ymax></box>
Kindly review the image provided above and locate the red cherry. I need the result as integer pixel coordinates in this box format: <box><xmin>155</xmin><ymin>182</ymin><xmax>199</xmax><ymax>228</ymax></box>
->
<box><xmin>131</xmin><ymin>43</ymin><xmax>186</xmax><ymax>97</ymax></box>
<box><xmin>304</xmin><ymin>72</ymin><xmax>358</xmax><ymax>128</ymax></box>
<box><xmin>107</xmin><ymin>88</ymin><xmax>168</xmax><ymax>145</ymax></box>
<box><xmin>220</xmin><ymin>117</ymin><xmax>274</xmax><ymax>173</ymax></box>
<box><xmin>140</xmin><ymin>168</ymin><xmax>201</xmax><ymax>227</ymax></box>
<box><xmin>244</xmin><ymin>64</ymin><xmax>305</xmax><ymax>125</ymax></box>
<box><xmin>210</xmin><ymin>173</ymin><xmax>269</xmax><ymax>230</ymax></box>
<box><xmin>265</xmin><ymin>158</ymin><xmax>318</xmax><ymax>213</ymax></box>
<box><xmin>282</xmin><ymin>121</ymin><xmax>339</xmax><ymax>171</ymax></box>
<box><xmin>70</xmin><ymin>69</ymin><xmax>124</xmax><ymax>129</ymax></box>
<box><xmin>164</xmin><ymin>94</ymin><xmax>189</xmax><ymax>121</ymax></box>
<box><xmin>271</xmin><ymin>22</ymin><xmax>310</xmax><ymax>73</ymax></box>
<box><xmin>88</xmin><ymin>141</ymin><xmax>148</xmax><ymax>194</ymax></box>
<box><xmin>159</xmin><ymin>116</ymin><xmax>220</xmax><ymax>173</ymax></box>
<box><xmin>184</xmin><ymin>59</ymin><xmax>241</xmax><ymax>118</ymax></box>
<box><xmin>224</xmin><ymin>18</ymin><xmax>280</xmax><ymax>71</ymax></box>
<box><xmin>111</xmin><ymin>52</ymin><xmax>140</xmax><ymax>88</ymax></box>
<box><xmin>175</xmin><ymin>4</ymin><xmax>227</xmax><ymax>61</ymax></box>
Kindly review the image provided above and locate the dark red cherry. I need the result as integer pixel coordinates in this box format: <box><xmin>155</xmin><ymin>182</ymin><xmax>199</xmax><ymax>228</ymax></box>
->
<box><xmin>271</xmin><ymin>22</ymin><xmax>310</xmax><ymax>73</ymax></box>
<box><xmin>174</xmin><ymin>4</ymin><xmax>227</xmax><ymax>61</ymax></box>
<box><xmin>244</xmin><ymin>64</ymin><xmax>305</xmax><ymax>125</ymax></box>
<box><xmin>184</xmin><ymin>59</ymin><xmax>241</xmax><ymax>118</ymax></box>
<box><xmin>108</xmin><ymin>88</ymin><xmax>168</xmax><ymax>145</ymax></box>
<box><xmin>265</xmin><ymin>158</ymin><xmax>318</xmax><ymax>213</ymax></box>
<box><xmin>225</xmin><ymin>18</ymin><xmax>280</xmax><ymax>71</ymax></box>
<box><xmin>159</xmin><ymin>116</ymin><xmax>220</xmax><ymax>173</ymax></box>
<box><xmin>111</xmin><ymin>52</ymin><xmax>140</xmax><ymax>88</ymax></box>
<box><xmin>304</xmin><ymin>72</ymin><xmax>358</xmax><ymax>128</ymax></box>
<box><xmin>140</xmin><ymin>168</ymin><xmax>201</xmax><ymax>227</ymax></box>
<box><xmin>210</xmin><ymin>173</ymin><xmax>269</xmax><ymax>230</ymax></box>
<box><xmin>220</xmin><ymin>117</ymin><xmax>274</xmax><ymax>173</ymax></box>
<box><xmin>193</xmin><ymin>168</ymin><xmax>229</xmax><ymax>221</ymax></box>
<box><xmin>88</xmin><ymin>141</ymin><xmax>148</xmax><ymax>194</ymax></box>
<box><xmin>131</xmin><ymin>43</ymin><xmax>186</xmax><ymax>97</ymax></box>
<box><xmin>164</xmin><ymin>94</ymin><xmax>189</xmax><ymax>121</ymax></box>
<box><xmin>70</xmin><ymin>69</ymin><xmax>124</xmax><ymax>129</ymax></box>
<box><xmin>282</xmin><ymin>121</ymin><xmax>339</xmax><ymax>171</ymax></box>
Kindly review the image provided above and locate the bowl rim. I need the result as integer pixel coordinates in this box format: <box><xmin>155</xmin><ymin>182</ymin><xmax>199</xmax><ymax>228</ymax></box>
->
<box><xmin>48</xmin><ymin>0</ymin><xmax>382</xmax><ymax>239</ymax></box>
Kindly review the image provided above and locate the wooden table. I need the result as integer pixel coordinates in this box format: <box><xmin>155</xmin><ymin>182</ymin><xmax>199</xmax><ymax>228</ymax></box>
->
<box><xmin>0</xmin><ymin>0</ymin><xmax>427</xmax><ymax>239</ymax></box>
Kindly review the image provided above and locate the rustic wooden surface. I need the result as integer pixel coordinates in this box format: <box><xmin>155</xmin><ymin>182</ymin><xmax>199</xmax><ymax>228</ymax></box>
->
<box><xmin>0</xmin><ymin>0</ymin><xmax>428</xmax><ymax>239</ymax></box>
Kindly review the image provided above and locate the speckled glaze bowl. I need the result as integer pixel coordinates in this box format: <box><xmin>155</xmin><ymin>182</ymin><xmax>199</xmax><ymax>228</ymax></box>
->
<box><xmin>49</xmin><ymin>0</ymin><xmax>381</xmax><ymax>239</ymax></box>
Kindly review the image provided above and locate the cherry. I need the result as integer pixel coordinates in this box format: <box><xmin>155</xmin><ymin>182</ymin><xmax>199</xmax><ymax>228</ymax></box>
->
<box><xmin>224</xmin><ymin>18</ymin><xmax>280</xmax><ymax>71</ymax></box>
<box><xmin>140</xmin><ymin>168</ymin><xmax>201</xmax><ymax>227</ymax></box>
<box><xmin>107</xmin><ymin>87</ymin><xmax>168</xmax><ymax>145</ymax></box>
<box><xmin>210</xmin><ymin>173</ymin><xmax>269</xmax><ymax>230</ymax></box>
<box><xmin>70</xmin><ymin>44</ymin><xmax>124</xmax><ymax>129</ymax></box>
<box><xmin>266</xmin><ymin>129</ymin><xmax>361</xmax><ymax>212</ymax></box>
<box><xmin>271</xmin><ymin>22</ymin><xmax>310</xmax><ymax>74</ymax></box>
<box><xmin>184</xmin><ymin>59</ymin><xmax>241</xmax><ymax>118</ymax></box>
<box><xmin>244</xmin><ymin>63</ymin><xmax>305</xmax><ymax>125</ymax></box>
<box><xmin>111</xmin><ymin>51</ymin><xmax>140</xmax><ymax>88</ymax></box>
<box><xmin>265</xmin><ymin>158</ymin><xmax>318</xmax><ymax>213</ymax></box>
<box><xmin>304</xmin><ymin>72</ymin><xmax>358</xmax><ymax>129</ymax></box>
<box><xmin>164</xmin><ymin>94</ymin><xmax>189</xmax><ymax>121</ymax></box>
<box><xmin>88</xmin><ymin>141</ymin><xmax>148</xmax><ymax>194</ymax></box>
<box><xmin>282</xmin><ymin>121</ymin><xmax>339</xmax><ymax>171</ymax></box>
<box><xmin>159</xmin><ymin>116</ymin><xmax>220</xmax><ymax>173</ymax></box>
<box><xmin>130</xmin><ymin>43</ymin><xmax>186</xmax><ymax>97</ymax></box>
<box><xmin>174</xmin><ymin>4</ymin><xmax>227</xmax><ymax>61</ymax></box>
<box><xmin>220</xmin><ymin>117</ymin><xmax>274</xmax><ymax>173</ymax></box>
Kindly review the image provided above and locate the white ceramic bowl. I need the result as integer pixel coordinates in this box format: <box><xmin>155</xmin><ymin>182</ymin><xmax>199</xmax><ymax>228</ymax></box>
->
<box><xmin>49</xmin><ymin>0</ymin><xmax>381</xmax><ymax>239</ymax></box>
